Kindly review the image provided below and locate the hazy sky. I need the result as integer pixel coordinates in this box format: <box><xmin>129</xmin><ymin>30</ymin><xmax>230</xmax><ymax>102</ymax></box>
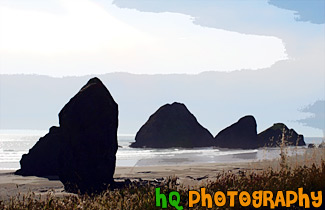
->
<box><xmin>0</xmin><ymin>0</ymin><xmax>324</xmax><ymax>137</ymax></box>
<box><xmin>0</xmin><ymin>0</ymin><xmax>293</xmax><ymax>76</ymax></box>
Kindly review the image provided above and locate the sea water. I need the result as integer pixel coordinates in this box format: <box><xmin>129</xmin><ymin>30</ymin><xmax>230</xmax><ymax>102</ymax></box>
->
<box><xmin>0</xmin><ymin>130</ymin><xmax>323</xmax><ymax>170</ymax></box>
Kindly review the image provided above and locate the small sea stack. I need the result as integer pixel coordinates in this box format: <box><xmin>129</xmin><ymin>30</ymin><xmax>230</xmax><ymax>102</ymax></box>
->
<box><xmin>131</xmin><ymin>102</ymin><xmax>214</xmax><ymax>148</ymax></box>
<box><xmin>257</xmin><ymin>123</ymin><xmax>305</xmax><ymax>147</ymax></box>
<box><xmin>15</xmin><ymin>77</ymin><xmax>118</xmax><ymax>194</ymax></box>
<box><xmin>214</xmin><ymin>115</ymin><xmax>259</xmax><ymax>149</ymax></box>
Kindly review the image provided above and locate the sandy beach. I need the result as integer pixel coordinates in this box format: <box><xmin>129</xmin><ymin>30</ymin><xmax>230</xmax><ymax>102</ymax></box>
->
<box><xmin>1</xmin><ymin>147</ymin><xmax>323</xmax><ymax>201</ymax></box>
<box><xmin>0</xmin><ymin>161</ymin><xmax>262</xmax><ymax>201</ymax></box>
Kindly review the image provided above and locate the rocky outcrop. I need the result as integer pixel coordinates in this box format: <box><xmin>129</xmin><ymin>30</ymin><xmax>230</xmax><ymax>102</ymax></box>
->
<box><xmin>131</xmin><ymin>102</ymin><xmax>214</xmax><ymax>148</ymax></box>
<box><xmin>214</xmin><ymin>115</ymin><xmax>258</xmax><ymax>149</ymax></box>
<box><xmin>257</xmin><ymin>123</ymin><xmax>305</xmax><ymax>147</ymax></box>
<box><xmin>15</xmin><ymin>77</ymin><xmax>118</xmax><ymax>194</ymax></box>
<box><xmin>58</xmin><ymin>77</ymin><xmax>118</xmax><ymax>193</ymax></box>
<box><xmin>15</xmin><ymin>126</ymin><xmax>64</xmax><ymax>177</ymax></box>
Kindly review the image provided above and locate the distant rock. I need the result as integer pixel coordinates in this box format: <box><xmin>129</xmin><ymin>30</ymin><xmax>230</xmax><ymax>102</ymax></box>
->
<box><xmin>16</xmin><ymin>77</ymin><xmax>118</xmax><ymax>194</ymax></box>
<box><xmin>214</xmin><ymin>115</ymin><xmax>258</xmax><ymax>149</ymax></box>
<box><xmin>131</xmin><ymin>102</ymin><xmax>214</xmax><ymax>148</ymax></box>
<box><xmin>308</xmin><ymin>144</ymin><xmax>315</xmax><ymax>148</ymax></box>
<box><xmin>257</xmin><ymin>123</ymin><xmax>305</xmax><ymax>147</ymax></box>
<box><xmin>319</xmin><ymin>142</ymin><xmax>325</xmax><ymax>148</ymax></box>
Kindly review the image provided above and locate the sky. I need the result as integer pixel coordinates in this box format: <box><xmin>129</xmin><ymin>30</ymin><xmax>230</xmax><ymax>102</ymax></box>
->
<box><xmin>0</xmin><ymin>0</ymin><xmax>323</xmax><ymax>76</ymax></box>
<box><xmin>0</xmin><ymin>0</ymin><xmax>291</xmax><ymax>76</ymax></box>
<box><xmin>0</xmin><ymin>0</ymin><xmax>324</xmax><ymax>137</ymax></box>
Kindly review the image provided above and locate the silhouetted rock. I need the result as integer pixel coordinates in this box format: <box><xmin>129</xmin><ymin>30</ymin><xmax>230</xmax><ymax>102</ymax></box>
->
<box><xmin>131</xmin><ymin>102</ymin><xmax>214</xmax><ymax>148</ymax></box>
<box><xmin>58</xmin><ymin>77</ymin><xmax>118</xmax><ymax>193</ymax></box>
<box><xmin>308</xmin><ymin>144</ymin><xmax>315</xmax><ymax>148</ymax></box>
<box><xmin>15</xmin><ymin>126</ymin><xmax>64</xmax><ymax>177</ymax></box>
<box><xmin>319</xmin><ymin>142</ymin><xmax>325</xmax><ymax>148</ymax></box>
<box><xmin>214</xmin><ymin>115</ymin><xmax>258</xmax><ymax>149</ymax></box>
<box><xmin>257</xmin><ymin>123</ymin><xmax>305</xmax><ymax>147</ymax></box>
<box><xmin>15</xmin><ymin>77</ymin><xmax>118</xmax><ymax>194</ymax></box>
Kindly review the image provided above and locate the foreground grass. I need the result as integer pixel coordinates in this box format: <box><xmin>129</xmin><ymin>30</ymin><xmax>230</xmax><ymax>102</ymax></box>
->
<box><xmin>1</xmin><ymin>159</ymin><xmax>324</xmax><ymax>210</ymax></box>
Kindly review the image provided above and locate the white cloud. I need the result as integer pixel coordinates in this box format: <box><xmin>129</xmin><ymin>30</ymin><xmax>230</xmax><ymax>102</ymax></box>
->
<box><xmin>0</xmin><ymin>0</ymin><xmax>287</xmax><ymax>76</ymax></box>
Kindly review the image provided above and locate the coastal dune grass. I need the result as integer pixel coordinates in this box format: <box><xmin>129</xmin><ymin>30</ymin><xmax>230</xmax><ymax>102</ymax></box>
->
<box><xmin>1</xmin><ymin>148</ymin><xmax>324</xmax><ymax>209</ymax></box>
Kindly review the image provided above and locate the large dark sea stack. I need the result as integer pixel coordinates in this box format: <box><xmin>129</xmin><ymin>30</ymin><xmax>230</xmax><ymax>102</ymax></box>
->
<box><xmin>131</xmin><ymin>102</ymin><xmax>214</xmax><ymax>148</ymax></box>
<box><xmin>214</xmin><ymin>115</ymin><xmax>258</xmax><ymax>149</ymax></box>
<box><xmin>15</xmin><ymin>77</ymin><xmax>118</xmax><ymax>194</ymax></box>
<box><xmin>58</xmin><ymin>77</ymin><xmax>118</xmax><ymax>193</ymax></box>
<box><xmin>257</xmin><ymin>123</ymin><xmax>305</xmax><ymax>147</ymax></box>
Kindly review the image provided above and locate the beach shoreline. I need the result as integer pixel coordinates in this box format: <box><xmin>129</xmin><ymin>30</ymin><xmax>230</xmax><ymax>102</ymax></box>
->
<box><xmin>1</xmin><ymin>147</ymin><xmax>324</xmax><ymax>201</ymax></box>
<box><xmin>0</xmin><ymin>161</ymin><xmax>264</xmax><ymax>201</ymax></box>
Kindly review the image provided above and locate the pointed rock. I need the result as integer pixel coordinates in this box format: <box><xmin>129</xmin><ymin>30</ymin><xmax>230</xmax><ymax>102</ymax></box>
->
<box><xmin>131</xmin><ymin>102</ymin><xmax>214</xmax><ymax>148</ymax></box>
<box><xmin>15</xmin><ymin>77</ymin><xmax>118</xmax><ymax>194</ymax></box>
<box><xmin>58</xmin><ymin>77</ymin><xmax>118</xmax><ymax>193</ymax></box>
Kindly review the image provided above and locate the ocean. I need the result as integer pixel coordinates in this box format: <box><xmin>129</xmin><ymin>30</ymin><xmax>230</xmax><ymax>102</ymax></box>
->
<box><xmin>0</xmin><ymin>130</ymin><xmax>323</xmax><ymax>170</ymax></box>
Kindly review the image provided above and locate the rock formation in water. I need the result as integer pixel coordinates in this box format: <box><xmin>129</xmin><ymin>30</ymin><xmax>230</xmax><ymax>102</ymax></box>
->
<box><xmin>257</xmin><ymin>123</ymin><xmax>305</xmax><ymax>147</ymax></box>
<box><xmin>15</xmin><ymin>126</ymin><xmax>63</xmax><ymax>177</ymax></box>
<box><xmin>214</xmin><ymin>115</ymin><xmax>258</xmax><ymax>149</ymax></box>
<box><xmin>16</xmin><ymin>77</ymin><xmax>118</xmax><ymax>194</ymax></box>
<box><xmin>131</xmin><ymin>102</ymin><xmax>214</xmax><ymax>148</ymax></box>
